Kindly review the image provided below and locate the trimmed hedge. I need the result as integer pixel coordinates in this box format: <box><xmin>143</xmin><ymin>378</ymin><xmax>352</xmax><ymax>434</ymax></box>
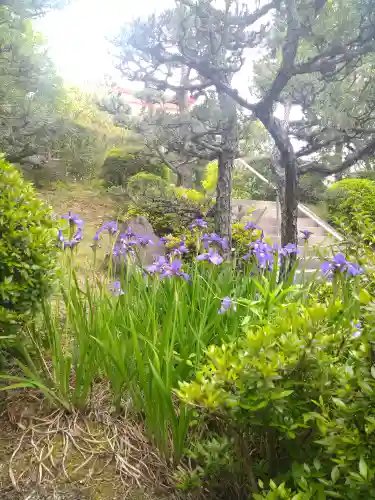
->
<box><xmin>101</xmin><ymin>149</ymin><xmax>169</xmax><ymax>187</ymax></box>
<box><xmin>0</xmin><ymin>159</ymin><xmax>58</xmax><ymax>326</ymax></box>
<box><xmin>326</xmin><ymin>178</ymin><xmax>375</xmax><ymax>233</ymax></box>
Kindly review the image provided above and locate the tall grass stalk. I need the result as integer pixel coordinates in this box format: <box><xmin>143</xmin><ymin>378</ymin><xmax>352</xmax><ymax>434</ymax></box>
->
<box><xmin>0</xmin><ymin>231</ymin><xmax>315</xmax><ymax>462</ymax></box>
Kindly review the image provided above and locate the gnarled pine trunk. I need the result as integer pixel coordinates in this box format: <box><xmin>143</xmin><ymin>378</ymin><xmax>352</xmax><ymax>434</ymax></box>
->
<box><xmin>216</xmin><ymin>151</ymin><xmax>233</xmax><ymax>251</ymax></box>
<box><xmin>256</xmin><ymin>108</ymin><xmax>299</xmax><ymax>249</ymax></box>
<box><xmin>278</xmin><ymin>154</ymin><xmax>298</xmax><ymax>247</ymax></box>
<box><xmin>216</xmin><ymin>88</ymin><xmax>238</xmax><ymax>251</ymax></box>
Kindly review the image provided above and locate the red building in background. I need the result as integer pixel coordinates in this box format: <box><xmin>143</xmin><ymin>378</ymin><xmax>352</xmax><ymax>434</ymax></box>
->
<box><xmin>113</xmin><ymin>87</ymin><xmax>196</xmax><ymax>111</ymax></box>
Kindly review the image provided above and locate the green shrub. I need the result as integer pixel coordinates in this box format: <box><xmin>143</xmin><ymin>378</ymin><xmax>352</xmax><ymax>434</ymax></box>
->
<box><xmin>101</xmin><ymin>149</ymin><xmax>169</xmax><ymax>187</ymax></box>
<box><xmin>299</xmin><ymin>172</ymin><xmax>326</xmax><ymax>204</ymax></box>
<box><xmin>178</xmin><ymin>273</ymin><xmax>374</xmax><ymax>499</ymax></box>
<box><xmin>202</xmin><ymin>161</ymin><xmax>218</xmax><ymax>193</ymax></box>
<box><xmin>127</xmin><ymin>171</ymin><xmax>171</xmax><ymax>199</ymax></box>
<box><xmin>124</xmin><ymin>177</ymin><xmax>213</xmax><ymax>236</ymax></box>
<box><xmin>232</xmin><ymin>222</ymin><xmax>264</xmax><ymax>255</ymax></box>
<box><xmin>326</xmin><ymin>178</ymin><xmax>375</xmax><ymax>233</ymax></box>
<box><xmin>174</xmin><ymin>186</ymin><xmax>206</xmax><ymax>203</ymax></box>
<box><xmin>125</xmin><ymin>196</ymin><xmax>209</xmax><ymax>236</ymax></box>
<box><xmin>0</xmin><ymin>159</ymin><xmax>58</xmax><ymax>326</ymax></box>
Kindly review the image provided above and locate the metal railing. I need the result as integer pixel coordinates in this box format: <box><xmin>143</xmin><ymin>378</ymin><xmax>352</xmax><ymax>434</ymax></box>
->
<box><xmin>234</xmin><ymin>158</ymin><xmax>343</xmax><ymax>242</ymax></box>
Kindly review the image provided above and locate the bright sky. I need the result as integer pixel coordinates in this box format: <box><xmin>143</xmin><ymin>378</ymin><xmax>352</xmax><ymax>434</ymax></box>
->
<box><xmin>36</xmin><ymin>0</ymin><xmax>172</xmax><ymax>88</ymax></box>
<box><xmin>36</xmin><ymin>0</ymin><xmax>284</xmax><ymax>116</ymax></box>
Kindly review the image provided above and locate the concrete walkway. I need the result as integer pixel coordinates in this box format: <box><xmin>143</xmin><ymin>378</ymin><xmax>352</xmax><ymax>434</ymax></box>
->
<box><xmin>232</xmin><ymin>200</ymin><xmax>339</xmax><ymax>269</ymax></box>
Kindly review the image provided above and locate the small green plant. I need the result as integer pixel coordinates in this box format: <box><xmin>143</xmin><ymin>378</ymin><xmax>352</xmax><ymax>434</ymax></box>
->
<box><xmin>0</xmin><ymin>159</ymin><xmax>58</xmax><ymax>328</ymax></box>
<box><xmin>101</xmin><ymin>149</ymin><xmax>168</xmax><ymax>187</ymax></box>
<box><xmin>232</xmin><ymin>221</ymin><xmax>264</xmax><ymax>256</ymax></box>
<box><xmin>178</xmin><ymin>263</ymin><xmax>373</xmax><ymax>498</ymax></box>
<box><xmin>174</xmin><ymin>186</ymin><xmax>205</xmax><ymax>202</ymax></box>
<box><xmin>124</xmin><ymin>193</ymin><xmax>209</xmax><ymax>236</ymax></box>
<box><xmin>127</xmin><ymin>171</ymin><xmax>171</xmax><ymax>199</ymax></box>
<box><xmin>201</xmin><ymin>160</ymin><xmax>218</xmax><ymax>193</ymax></box>
<box><xmin>326</xmin><ymin>178</ymin><xmax>375</xmax><ymax>235</ymax></box>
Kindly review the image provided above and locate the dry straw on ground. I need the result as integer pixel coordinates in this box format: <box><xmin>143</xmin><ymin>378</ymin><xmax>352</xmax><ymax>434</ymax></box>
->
<box><xmin>0</xmin><ymin>386</ymin><xmax>177</xmax><ymax>500</ymax></box>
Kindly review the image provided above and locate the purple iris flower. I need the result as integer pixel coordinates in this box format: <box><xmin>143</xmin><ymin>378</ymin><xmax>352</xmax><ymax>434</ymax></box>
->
<box><xmin>218</xmin><ymin>296</ymin><xmax>237</xmax><ymax>315</ymax></box>
<box><xmin>244</xmin><ymin>239</ymin><xmax>274</xmax><ymax>269</ymax></box>
<box><xmin>202</xmin><ymin>234</ymin><xmax>210</xmax><ymax>248</ymax></box>
<box><xmin>112</xmin><ymin>245</ymin><xmax>123</xmax><ymax>258</ymax></box>
<box><xmin>178</xmin><ymin>242</ymin><xmax>189</xmax><ymax>254</ymax></box>
<box><xmin>60</xmin><ymin>227</ymin><xmax>83</xmax><ymax>249</ymax></box>
<box><xmin>244</xmin><ymin>221</ymin><xmax>260</xmax><ymax>231</ymax></box>
<box><xmin>280</xmin><ymin>243</ymin><xmax>299</xmax><ymax>256</ymax></box>
<box><xmin>101</xmin><ymin>221</ymin><xmax>118</xmax><ymax>235</ymax></box>
<box><xmin>333</xmin><ymin>253</ymin><xmax>347</xmax><ymax>269</ymax></box>
<box><xmin>146</xmin><ymin>256</ymin><xmax>168</xmax><ymax>274</ymax></box>
<box><xmin>352</xmin><ymin>321</ymin><xmax>362</xmax><ymax>338</ymax></box>
<box><xmin>321</xmin><ymin>253</ymin><xmax>346</xmax><ymax>275</ymax></box>
<box><xmin>347</xmin><ymin>263</ymin><xmax>363</xmax><ymax>276</ymax></box>
<box><xmin>61</xmin><ymin>211</ymin><xmax>83</xmax><ymax>227</ymax></box>
<box><xmin>145</xmin><ymin>256</ymin><xmax>190</xmax><ymax>281</ymax></box>
<box><xmin>74</xmin><ymin>227</ymin><xmax>83</xmax><ymax>242</ymax></box>
<box><xmin>321</xmin><ymin>261</ymin><xmax>333</xmax><ymax>275</ymax></box>
<box><xmin>196</xmin><ymin>247</ymin><xmax>224</xmax><ymax>265</ymax></box>
<box><xmin>189</xmin><ymin>218</ymin><xmax>208</xmax><ymax>230</ymax></box>
<box><xmin>170</xmin><ymin>238</ymin><xmax>189</xmax><ymax>256</ymax></box>
<box><xmin>107</xmin><ymin>281</ymin><xmax>124</xmax><ymax>296</ymax></box>
<box><xmin>118</xmin><ymin>233</ymin><xmax>138</xmax><ymax>247</ymax></box>
<box><xmin>160</xmin><ymin>259</ymin><xmax>190</xmax><ymax>281</ymax></box>
<box><xmin>137</xmin><ymin>236</ymin><xmax>154</xmax><ymax>247</ymax></box>
<box><xmin>123</xmin><ymin>227</ymin><xmax>136</xmax><ymax>239</ymax></box>
<box><xmin>112</xmin><ymin>235</ymin><xmax>138</xmax><ymax>259</ymax></box>
<box><xmin>93</xmin><ymin>221</ymin><xmax>118</xmax><ymax>245</ymax></box>
<box><xmin>300</xmin><ymin>229</ymin><xmax>313</xmax><ymax>241</ymax></box>
<box><xmin>256</xmin><ymin>251</ymin><xmax>272</xmax><ymax>269</ymax></box>
<box><xmin>202</xmin><ymin>233</ymin><xmax>228</xmax><ymax>251</ymax></box>
<box><xmin>255</xmin><ymin>247</ymin><xmax>273</xmax><ymax>269</ymax></box>
<box><xmin>321</xmin><ymin>253</ymin><xmax>363</xmax><ymax>278</ymax></box>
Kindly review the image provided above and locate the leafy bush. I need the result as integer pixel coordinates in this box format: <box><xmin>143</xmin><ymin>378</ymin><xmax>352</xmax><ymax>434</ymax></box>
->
<box><xmin>232</xmin><ymin>222</ymin><xmax>264</xmax><ymax>255</ymax></box>
<box><xmin>299</xmin><ymin>172</ymin><xmax>327</xmax><ymax>204</ymax></box>
<box><xmin>174</xmin><ymin>186</ymin><xmax>206</xmax><ymax>202</ymax></box>
<box><xmin>125</xmin><ymin>196</ymin><xmax>208</xmax><ymax>236</ymax></box>
<box><xmin>233</xmin><ymin>166</ymin><xmax>276</xmax><ymax>201</ymax></box>
<box><xmin>0</xmin><ymin>159</ymin><xmax>58</xmax><ymax>327</ymax></box>
<box><xmin>178</xmin><ymin>269</ymin><xmax>373</xmax><ymax>498</ymax></box>
<box><xmin>127</xmin><ymin>171</ymin><xmax>171</xmax><ymax>199</ymax></box>
<box><xmin>124</xmin><ymin>175</ymin><xmax>214</xmax><ymax>236</ymax></box>
<box><xmin>202</xmin><ymin>160</ymin><xmax>277</xmax><ymax>200</ymax></box>
<box><xmin>326</xmin><ymin>178</ymin><xmax>375</xmax><ymax>234</ymax></box>
<box><xmin>202</xmin><ymin>161</ymin><xmax>218</xmax><ymax>193</ymax></box>
<box><xmin>101</xmin><ymin>148</ymin><xmax>169</xmax><ymax>187</ymax></box>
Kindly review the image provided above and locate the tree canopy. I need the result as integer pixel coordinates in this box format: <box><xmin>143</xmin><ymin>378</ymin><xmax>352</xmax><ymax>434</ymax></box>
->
<box><xmin>0</xmin><ymin>0</ymin><xmax>128</xmax><ymax>185</ymax></box>
<box><xmin>115</xmin><ymin>0</ymin><xmax>375</xmax><ymax>245</ymax></box>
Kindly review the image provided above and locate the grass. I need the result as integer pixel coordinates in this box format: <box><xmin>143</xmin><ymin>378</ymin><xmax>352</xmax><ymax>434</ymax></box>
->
<box><xmin>0</xmin><ymin>182</ymin><xmax>179</xmax><ymax>499</ymax></box>
<box><xmin>2</xmin><ymin>243</ymin><xmax>306</xmax><ymax>466</ymax></box>
<box><xmin>1</xmin><ymin>182</ymin><xmax>359</xmax><ymax>498</ymax></box>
